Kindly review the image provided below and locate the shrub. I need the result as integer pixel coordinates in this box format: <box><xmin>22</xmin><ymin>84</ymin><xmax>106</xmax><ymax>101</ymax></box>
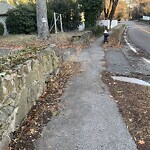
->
<box><xmin>0</xmin><ymin>23</ymin><xmax>4</xmax><ymax>36</ymax></box>
<box><xmin>91</xmin><ymin>26</ymin><xmax>107</xmax><ymax>36</ymax></box>
<box><xmin>6</xmin><ymin>4</ymin><xmax>37</xmax><ymax>34</ymax></box>
<box><xmin>78</xmin><ymin>0</ymin><xmax>103</xmax><ymax>28</ymax></box>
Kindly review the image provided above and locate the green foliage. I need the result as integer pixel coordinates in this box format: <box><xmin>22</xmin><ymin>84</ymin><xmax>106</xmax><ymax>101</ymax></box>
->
<box><xmin>91</xmin><ymin>25</ymin><xmax>107</xmax><ymax>36</ymax></box>
<box><xmin>0</xmin><ymin>23</ymin><xmax>4</xmax><ymax>36</ymax></box>
<box><xmin>78</xmin><ymin>0</ymin><xmax>103</xmax><ymax>28</ymax></box>
<box><xmin>6</xmin><ymin>4</ymin><xmax>37</xmax><ymax>34</ymax></box>
<box><xmin>47</xmin><ymin>0</ymin><xmax>80</xmax><ymax>31</ymax></box>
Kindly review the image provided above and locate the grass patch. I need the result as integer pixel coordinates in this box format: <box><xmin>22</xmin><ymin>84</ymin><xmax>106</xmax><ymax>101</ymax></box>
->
<box><xmin>108</xmin><ymin>24</ymin><xmax>126</xmax><ymax>47</ymax></box>
<box><xmin>0</xmin><ymin>33</ymin><xmax>73</xmax><ymax>50</ymax></box>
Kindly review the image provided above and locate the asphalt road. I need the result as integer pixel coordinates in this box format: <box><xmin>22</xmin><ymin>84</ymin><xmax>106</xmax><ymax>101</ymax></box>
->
<box><xmin>126</xmin><ymin>21</ymin><xmax>150</xmax><ymax>55</ymax></box>
<box><xmin>106</xmin><ymin>21</ymin><xmax>150</xmax><ymax>83</ymax></box>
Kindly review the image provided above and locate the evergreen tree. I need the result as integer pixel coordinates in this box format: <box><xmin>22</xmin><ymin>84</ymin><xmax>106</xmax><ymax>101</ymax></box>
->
<box><xmin>78</xmin><ymin>0</ymin><xmax>103</xmax><ymax>27</ymax></box>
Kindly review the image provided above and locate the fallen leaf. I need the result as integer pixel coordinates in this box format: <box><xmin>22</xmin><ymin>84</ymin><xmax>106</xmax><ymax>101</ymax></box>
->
<box><xmin>129</xmin><ymin>118</ymin><xmax>132</xmax><ymax>122</ymax></box>
<box><xmin>30</xmin><ymin>128</ymin><xmax>35</xmax><ymax>134</ymax></box>
<box><xmin>138</xmin><ymin>140</ymin><xmax>145</xmax><ymax>145</ymax></box>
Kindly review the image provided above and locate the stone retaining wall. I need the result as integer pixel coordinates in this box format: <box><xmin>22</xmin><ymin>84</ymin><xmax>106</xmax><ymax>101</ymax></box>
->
<box><xmin>0</xmin><ymin>46</ymin><xmax>59</xmax><ymax>149</ymax></box>
<box><xmin>0</xmin><ymin>30</ymin><xmax>92</xmax><ymax>149</ymax></box>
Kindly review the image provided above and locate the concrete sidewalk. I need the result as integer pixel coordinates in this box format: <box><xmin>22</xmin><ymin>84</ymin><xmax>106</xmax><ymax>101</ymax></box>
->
<box><xmin>34</xmin><ymin>37</ymin><xmax>137</xmax><ymax>150</ymax></box>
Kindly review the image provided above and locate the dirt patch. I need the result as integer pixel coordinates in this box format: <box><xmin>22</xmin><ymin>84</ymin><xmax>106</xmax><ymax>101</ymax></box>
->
<box><xmin>0</xmin><ymin>32</ymin><xmax>92</xmax><ymax>52</ymax></box>
<box><xmin>102</xmin><ymin>71</ymin><xmax>150</xmax><ymax>150</ymax></box>
<box><xmin>103</xmin><ymin>25</ymin><xmax>126</xmax><ymax>49</ymax></box>
<box><xmin>0</xmin><ymin>33</ymin><xmax>72</xmax><ymax>51</ymax></box>
<box><xmin>7</xmin><ymin>61</ymin><xmax>81</xmax><ymax>150</ymax></box>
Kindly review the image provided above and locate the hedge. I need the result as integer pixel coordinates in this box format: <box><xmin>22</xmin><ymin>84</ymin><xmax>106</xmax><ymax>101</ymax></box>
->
<box><xmin>6</xmin><ymin>4</ymin><xmax>37</xmax><ymax>34</ymax></box>
<box><xmin>0</xmin><ymin>23</ymin><xmax>4</xmax><ymax>35</ymax></box>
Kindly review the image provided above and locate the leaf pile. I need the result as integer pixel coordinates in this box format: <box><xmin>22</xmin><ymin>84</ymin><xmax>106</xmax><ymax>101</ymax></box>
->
<box><xmin>8</xmin><ymin>61</ymin><xmax>81</xmax><ymax>150</ymax></box>
<box><xmin>102</xmin><ymin>71</ymin><xmax>150</xmax><ymax>150</ymax></box>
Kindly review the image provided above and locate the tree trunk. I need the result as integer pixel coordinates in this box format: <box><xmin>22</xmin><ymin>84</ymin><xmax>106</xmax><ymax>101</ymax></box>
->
<box><xmin>108</xmin><ymin>0</ymin><xmax>119</xmax><ymax>29</ymax></box>
<box><xmin>36</xmin><ymin>0</ymin><xmax>49</xmax><ymax>40</ymax></box>
<box><xmin>108</xmin><ymin>0</ymin><xmax>119</xmax><ymax>21</ymax></box>
<box><xmin>104</xmin><ymin>0</ymin><xmax>112</xmax><ymax>19</ymax></box>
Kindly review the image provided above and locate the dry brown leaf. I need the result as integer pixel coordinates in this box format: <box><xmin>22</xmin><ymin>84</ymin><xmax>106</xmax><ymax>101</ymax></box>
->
<box><xmin>138</xmin><ymin>139</ymin><xmax>145</xmax><ymax>145</ymax></box>
<box><xmin>30</xmin><ymin>128</ymin><xmax>35</xmax><ymax>135</ymax></box>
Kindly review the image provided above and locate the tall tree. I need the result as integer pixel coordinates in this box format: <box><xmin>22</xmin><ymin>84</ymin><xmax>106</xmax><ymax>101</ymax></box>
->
<box><xmin>130</xmin><ymin>0</ymin><xmax>150</xmax><ymax>18</ymax></box>
<box><xmin>114</xmin><ymin>0</ymin><xmax>128</xmax><ymax>20</ymax></box>
<box><xmin>2</xmin><ymin>0</ymin><xmax>36</xmax><ymax>5</ymax></box>
<box><xmin>36</xmin><ymin>0</ymin><xmax>49</xmax><ymax>40</ymax></box>
<box><xmin>104</xmin><ymin>0</ymin><xmax>119</xmax><ymax>22</ymax></box>
<box><xmin>78</xmin><ymin>0</ymin><xmax>103</xmax><ymax>27</ymax></box>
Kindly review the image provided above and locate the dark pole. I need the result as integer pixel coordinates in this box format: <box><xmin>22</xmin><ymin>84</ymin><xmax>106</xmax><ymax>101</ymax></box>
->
<box><xmin>104</xmin><ymin>0</ymin><xmax>106</xmax><ymax>30</ymax></box>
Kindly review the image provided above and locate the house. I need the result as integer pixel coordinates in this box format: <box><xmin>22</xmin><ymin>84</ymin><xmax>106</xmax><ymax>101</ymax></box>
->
<box><xmin>0</xmin><ymin>2</ymin><xmax>14</xmax><ymax>35</ymax></box>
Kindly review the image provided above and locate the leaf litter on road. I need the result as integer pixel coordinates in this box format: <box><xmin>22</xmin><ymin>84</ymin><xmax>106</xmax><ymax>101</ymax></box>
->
<box><xmin>102</xmin><ymin>71</ymin><xmax>150</xmax><ymax>150</ymax></box>
<box><xmin>3</xmin><ymin>31</ymin><xmax>91</xmax><ymax>149</ymax></box>
<box><xmin>8</xmin><ymin>61</ymin><xmax>81</xmax><ymax>150</ymax></box>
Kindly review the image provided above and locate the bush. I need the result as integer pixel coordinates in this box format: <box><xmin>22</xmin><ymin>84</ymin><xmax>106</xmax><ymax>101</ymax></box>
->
<box><xmin>91</xmin><ymin>26</ymin><xmax>107</xmax><ymax>36</ymax></box>
<box><xmin>78</xmin><ymin>0</ymin><xmax>103</xmax><ymax>28</ymax></box>
<box><xmin>6</xmin><ymin>4</ymin><xmax>37</xmax><ymax>34</ymax></box>
<box><xmin>0</xmin><ymin>23</ymin><xmax>4</xmax><ymax>36</ymax></box>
